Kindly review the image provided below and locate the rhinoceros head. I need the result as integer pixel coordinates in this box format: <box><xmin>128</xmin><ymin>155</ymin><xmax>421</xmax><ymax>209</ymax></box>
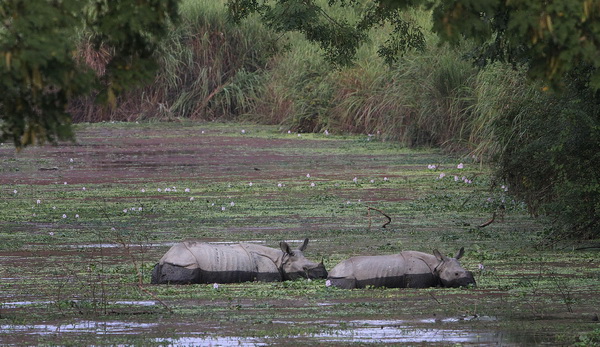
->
<box><xmin>433</xmin><ymin>247</ymin><xmax>476</xmax><ymax>288</ymax></box>
<box><xmin>279</xmin><ymin>239</ymin><xmax>328</xmax><ymax>280</ymax></box>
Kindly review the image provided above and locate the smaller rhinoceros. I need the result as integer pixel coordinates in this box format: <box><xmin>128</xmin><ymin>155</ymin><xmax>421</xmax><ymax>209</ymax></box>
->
<box><xmin>151</xmin><ymin>238</ymin><xmax>327</xmax><ymax>284</ymax></box>
<box><xmin>327</xmin><ymin>247</ymin><xmax>475</xmax><ymax>289</ymax></box>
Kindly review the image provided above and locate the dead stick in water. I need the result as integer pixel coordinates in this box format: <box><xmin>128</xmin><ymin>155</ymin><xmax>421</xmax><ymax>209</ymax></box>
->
<box><xmin>366</xmin><ymin>206</ymin><xmax>392</xmax><ymax>228</ymax></box>
<box><xmin>478</xmin><ymin>212</ymin><xmax>496</xmax><ymax>228</ymax></box>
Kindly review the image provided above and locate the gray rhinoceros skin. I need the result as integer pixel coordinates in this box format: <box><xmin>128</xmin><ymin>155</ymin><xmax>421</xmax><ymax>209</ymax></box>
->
<box><xmin>151</xmin><ymin>238</ymin><xmax>327</xmax><ymax>284</ymax></box>
<box><xmin>327</xmin><ymin>248</ymin><xmax>475</xmax><ymax>289</ymax></box>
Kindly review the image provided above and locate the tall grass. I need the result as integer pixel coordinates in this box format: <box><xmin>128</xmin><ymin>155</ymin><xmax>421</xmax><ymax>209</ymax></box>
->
<box><xmin>69</xmin><ymin>0</ymin><xmax>529</xmax><ymax>158</ymax></box>
<box><xmin>70</xmin><ymin>0</ymin><xmax>277</xmax><ymax>122</ymax></box>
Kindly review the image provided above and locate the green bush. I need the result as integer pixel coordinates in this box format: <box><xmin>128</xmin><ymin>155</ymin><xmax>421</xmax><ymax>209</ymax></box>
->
<box><xmin>493</xmin><ymin>82</ymin><xmax>600</xmax><ymax>238</ymax></box>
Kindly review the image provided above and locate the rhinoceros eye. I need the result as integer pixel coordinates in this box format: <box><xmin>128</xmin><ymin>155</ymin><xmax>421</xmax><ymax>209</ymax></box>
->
<box><xmin>455</xmin><ymin>272</ymin><xmax>459</xmax><ymax>276</ymax></box>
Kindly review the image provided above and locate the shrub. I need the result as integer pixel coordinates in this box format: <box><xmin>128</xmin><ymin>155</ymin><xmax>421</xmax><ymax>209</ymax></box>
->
<box><xmin>493</xmin><ymin>82</ymin><xmax>600</xmax><ymax>238</ymax></box>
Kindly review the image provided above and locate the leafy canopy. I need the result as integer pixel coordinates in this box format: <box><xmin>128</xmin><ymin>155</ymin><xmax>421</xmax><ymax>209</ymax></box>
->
<box><xmin>228</xmin><ymin>0</ymin><xmax>600</xmax><ymax>88</ymax></box>
<box><xmin>0</xmin><ymin>0</ymin><xmax>179</xmax><ymax>149</ymax></box>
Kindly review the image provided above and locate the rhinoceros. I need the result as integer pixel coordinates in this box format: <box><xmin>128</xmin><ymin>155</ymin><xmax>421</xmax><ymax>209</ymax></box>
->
<box><xmin>151</xmin><ymin>238</ymin><xmax>327</xmax><ymax>284</ymax></box>
<box><xmin>327</xmin><ymin>247</ymin><xmax>475</xmax><ymax>289</ymax></box>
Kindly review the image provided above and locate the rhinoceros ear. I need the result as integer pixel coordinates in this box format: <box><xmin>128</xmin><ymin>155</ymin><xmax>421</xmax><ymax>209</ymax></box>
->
<box><xmin>298</xmin><ymin>238</ymin><xmax>309</xmax><ymax>252</ymax></box>
<box><xmin>455</xmin><ymin>247</ymin><xmax>465</xmax><ymax>260</ymax></box>
<box><xmin>433</xmin><ymin>249</ymin><xmax>446</xmax><ymax>262</ymax></box>
<box><xmin>280</xmin><ymin>241</ymin><xmax>292</xmax><ymax>254</ymax></box>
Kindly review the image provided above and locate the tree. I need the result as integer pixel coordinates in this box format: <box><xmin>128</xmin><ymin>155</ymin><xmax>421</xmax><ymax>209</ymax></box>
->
<box><xmin>227</xmin><ymin>0</ymin><xmax>600</xmax><ymax>89</ymax></box>
<box><xmin>0</xmin><ymin>0</ymin><xmax>179</xmax><ymax>149</ymax></box>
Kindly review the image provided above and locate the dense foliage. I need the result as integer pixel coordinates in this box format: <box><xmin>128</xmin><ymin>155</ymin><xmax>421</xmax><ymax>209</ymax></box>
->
<box><xmin>228</xmin><ymin>0</ymin><xmax>600</xmax><ymax>90</ymax></box>
<box><xmin>0</xmin><ymin>0</ymin><xmax>178</xmax><ymax>148</ymax></box>
<box><xmin>493</xmin><ymin>81</ymin><xmax>600</xmax><ymax>239</ymax></box>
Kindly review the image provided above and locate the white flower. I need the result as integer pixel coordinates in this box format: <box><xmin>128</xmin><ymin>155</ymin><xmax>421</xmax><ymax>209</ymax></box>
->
<box><xmin>213</xmin><ymin>283</ymin><xmax>219</xmax><ymax>289</ymax></box>
<box><xmin>165</xmin><ymin>188</ymin><xmax>171</xmax><ymax>192</ymax></box>
<box><xmin>454</xmin><ymin>176</ymin><xmax>459</xmax><ymax>182</ymax></box>
<box><xmin>310</xmin><ymin>182</ymin><xmax>315</xmax><ymax>187</ymax></box>
<box><xmin>353</xmin><ymin>177</ymin><xmax>358</xmax><ymax>183</ymax></box>
<box><xmin>248</xmin><ymin>182</ymin><xmax>253</xmax><ymax>187</ymax></box>
<box><xmin>324</xmin><ymin>129</ymin><xmax>329</xmax><ymax>135</ymax></box>
<box><xmin>141</xmin><ymin>189</ymin><xmax>145</xmax><ymax>193</ymax></box>
<box><xmin>111</xmin><ymin>227</ymin><xmax>116</xmax><ymax>231</ymax></box>
<box><xmin>457</xmin><ymin>163</ymin><xmax>464</xmax><ymax>169</ymax></box>
<box><xmin>69</xmin><ymin>158</ymin><xmax>73</xmax><ymax>163</ymax></box>
<box><xmin>478</xmin><ymin>264</ymin><xmax>485</xmax><ymax>270</ymax></box>
<box><xmin>325</xmin><ymin>280</ymin><xmax>332</xmax><ymax>287</ymax></box>
<box><xmin>75</xmin><ymin>214</ymin><xmax>79</xmax><ymax>218</ymax></box>
<box><xmin>138</xmin><ymin>207</ymin><xmax>143</xmax><ymax>211</ymax></box>
<box><xmin>438</xmin><ymin>173</ymin><xmax>446</xmax><ymax>179</ymax></box>
<box><xmin>64</xmin><ymin>182</ymin><xmax>68</xmax><ymax>185</ymax></box>
<box><xmin>62</xmin><ymin>214</ymin><xmax>67</xmax><ymax>218</ymax></box>
<box><xmin>384</xmin><ymin>177</ymin><xmax>388</xmax><ymax>181</ymax></box>
<box><xmin>52</xmin><ymin>206</ymin><xmax>56</xmax><ymax>210</ymax></box>
<box><xmin>370</xmin><ymin>179</ymin><xmax>375</xmax><ymax>183</ymax></box>
<box><xmin>306</xmin><ymin>173</ymin><xmax>311</xmax><ymax>178</ymax></box>
<box><xmin>241</xmin><ymin>129</ymin><xmax>246</xmax><ymax>134</ymax></box>
<box><xmin>427</xmin><ymin>164</ymin><xmax>437</xmax><ymax>170</ymax></box>
<box><xmin>190</xmin><ymin>197</ymin><xmax>195</xmax><ymax>201</ymax></box>
<box><xmin>157</xmin><ymin>188</ymin><xmax>162</xmax><ymax>192</ymax></box>
<box><xmin>13</xmin><ymin>189</ymin><xmax>17</xmax><ymax>194</ymax></box>
<box><xmin>288</xmin><ymin>130</ymin><xmax>292</xmax><ymax>134</ymax></box>
<box><xmin>49</xmin><ymin>232</ymin><xmax>54</xmax><ymax>236</ymax></box>
<box><xmin>230</xmin><ymin>202</ymin><xmax>235</xmax><ymax>207</ymax></box>
<box><xmin>123</xmin><ymin>209</ymin><xmax>128</xmax><ymax>213</ymax></box>
<box><xmin>298</xmin><ymin>133</ymin><xmax>301</xmax><ymax>137</ymax></box>
<box><xmin>36</xmin><ymin>199</ymin><xmax>41</xmax><ymax>204</ymax></box>
<box><xmin>277</xmin><ymin>183</ymin><xmax>283</xmax><ymax>188</ymax></box>
<box><xmin>221</xmin><ymin>206</ymin><xmax>226</xmax><ymax>211</ymax></box>
<box><xmin>201</xmin><ymin>130</ymin><xmax>205</xmax><ymax>134</ymax></box>
<box><xmin>185</xmin><ymin>188</ymin><xmax>190</xmax><ymax>193</ymax></box>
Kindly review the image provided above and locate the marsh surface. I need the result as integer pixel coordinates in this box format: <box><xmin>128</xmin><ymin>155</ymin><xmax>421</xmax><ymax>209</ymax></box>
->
<box><xmin>1</xmin><ymin>122</ymin><xmax>598</xmax><ymax>346</ymax></box>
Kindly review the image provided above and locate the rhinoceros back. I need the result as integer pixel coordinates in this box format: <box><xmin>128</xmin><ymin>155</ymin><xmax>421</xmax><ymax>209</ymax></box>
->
<box><xmin>151</xmin><ymin>242</ymin><xmax>281</xmax><ymax>284</ymax></box>
<box><xmin>328</xmin><ymin>253</ymin><xmax>438</xmax><ymax>289</ymax></box>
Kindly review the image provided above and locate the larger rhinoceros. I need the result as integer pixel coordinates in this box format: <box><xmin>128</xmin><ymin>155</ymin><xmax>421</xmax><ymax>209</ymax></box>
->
<box><xmin>151</xmin><ymin>238</ymin><xmax>327</xmax><ymax>284</ymax></box>
<box><xmin>327</xmin><ymin>247</ymin><xmax>475</xmax><ymax>289</ymax></box>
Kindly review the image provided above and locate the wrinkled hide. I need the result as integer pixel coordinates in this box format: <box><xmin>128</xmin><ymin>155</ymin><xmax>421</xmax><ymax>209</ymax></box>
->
<box><xmin>328</xmin><ymin>248</ymin><xmax>475</xmax><ymax>289</ymax></box>
<box><xmin>151</xmin><ymin>239</ymin><xmax>326</xmax><ymax>284</ymax></box>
